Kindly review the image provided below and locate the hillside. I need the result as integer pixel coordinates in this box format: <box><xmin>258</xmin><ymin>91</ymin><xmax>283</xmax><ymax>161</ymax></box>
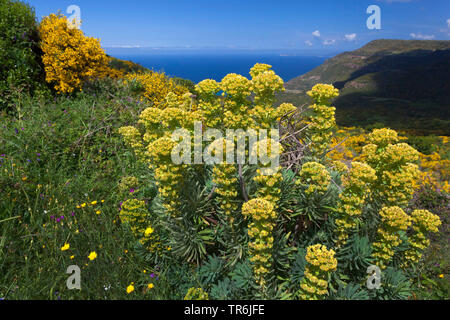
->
<box><xmin>278</xmin><ymin>39</ymin><xmax>450</xmax><ymax>135</ymax></box>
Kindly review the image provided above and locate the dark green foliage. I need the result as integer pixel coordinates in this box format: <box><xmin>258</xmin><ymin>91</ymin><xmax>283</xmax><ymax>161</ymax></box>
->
<box><xmin>210</xmin><ymin>278</ymin><xmax>233</xmax><ymax>300</ymax></box>
<box><xmin>0</xmin><ymin>0</ymin><xmax>46</xmax><ymax>111</ymax></box>
<box><xmin>337</xmin><ymin>235</ymin><xmax>374</xmax><ymax>274</ymax></box>
<box><xmin>108</xmin><ymin>56</ymin><xmax>149</xmax><ymax>74</ymax></box>
<box><xmin>369</xmin><ymin>267</ymin><xmax>412</xmax><ymax>300</ymax></box>
<box><xmin>332</xmin><ymin>283</ymin><xmax>369</xmax><ymax>300</ymax></box>
<box><xmin>289</xmin><ymin>248</ymin><xmax>307</xmax><ymax>285</ymax></box>
<box><xmin>406</xmin><ymin>135</ymin><xmax>441</xmax><ymax>155</ymax></box>
<box><xmin>172</xmin><ymin>77</ymin><xmax>196</xmax><ymax>93</ymax></box>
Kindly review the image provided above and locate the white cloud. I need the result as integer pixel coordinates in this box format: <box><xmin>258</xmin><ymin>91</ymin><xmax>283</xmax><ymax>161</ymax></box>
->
<box><xmin>312</xmin><ymin>30</ymin><xmax>321</xmax><ymax>38</ymax></box>
<box><xmin>305</xmin><ymin>40</ymin><xmax>313</xmax><ymax>46</ymax></box>
<box><xmin>447</xmin><ymin>19</ymin><xmax>450</xmax><ymax>29</ymax></box>
<box><xmin>344</xmin><ymin>33</ymin><xmax>357</xmax><ymax>41</ymax></box>
<box><xmin>410</xmin><ymin>33</ymin><xmax>435</xmax><ymax>40</ymax></box>
<box><xmin>323</xmin><ymin>39</ymin><xmax>336</xmax><ymax>45</ymax></box>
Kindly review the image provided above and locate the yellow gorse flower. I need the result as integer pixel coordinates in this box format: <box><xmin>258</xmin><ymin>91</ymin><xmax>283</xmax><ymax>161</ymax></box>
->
<box><xmin>126</xmin><ymin>283</ymin><xmax>135</xmax><ymax>294</ymax></box>
<box><xmin>88</xmin><ymin>251</ymin><xmax>97</xmax><ymax>261</ymax></box>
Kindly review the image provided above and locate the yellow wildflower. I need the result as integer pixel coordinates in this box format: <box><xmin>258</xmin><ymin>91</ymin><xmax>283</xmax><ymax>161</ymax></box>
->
<box><xmin>88</xmin><ymin>251</ymin><xmax>97</xmax><ymax>261</ymax></box>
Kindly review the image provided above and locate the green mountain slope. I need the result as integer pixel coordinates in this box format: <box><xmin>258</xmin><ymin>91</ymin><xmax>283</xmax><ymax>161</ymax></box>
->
<box><xmin>278</xmin><ymin>39</ymin><xmax>450</xmax><ymax>135</ymax></box>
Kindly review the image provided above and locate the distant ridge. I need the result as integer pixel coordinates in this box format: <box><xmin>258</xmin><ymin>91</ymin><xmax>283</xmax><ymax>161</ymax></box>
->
<box><xmin>279</xmin><ymin>39</ymin><xmax>450</xmax><ymax>135</ymax></box>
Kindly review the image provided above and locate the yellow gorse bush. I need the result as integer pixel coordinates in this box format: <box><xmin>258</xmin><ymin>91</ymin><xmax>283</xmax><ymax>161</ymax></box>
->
<box><xmin>299</xmin><ymin>244</ymin><xmax>337</xmax><ymax>300</ymax></box>
<box><xmin>39</xmin><ymin>13</ymin><xmax>111</xmax><ymax>93</ymax></box>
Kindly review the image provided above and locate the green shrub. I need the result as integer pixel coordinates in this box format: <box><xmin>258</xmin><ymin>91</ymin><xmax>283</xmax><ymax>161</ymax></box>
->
<box><xmin>0</xmin><ymin>0</ymin><xmax>46</xmax><ymax>111</ymax></box>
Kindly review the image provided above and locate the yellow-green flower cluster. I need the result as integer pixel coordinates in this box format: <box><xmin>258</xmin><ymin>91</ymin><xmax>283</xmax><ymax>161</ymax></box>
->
<box><xmin>306</xmin><ymin>84</ymin><xmax>339</xmax><ymax>157</ymax></box>
<box><xmin>251</xmin><ymin>139</ymin><xmax>283</xmax><ymax>206</ymax></box>
<box><xmin>403</xmin><ymin>209</ymin><xmax>441</xmax><ymax>267</ymax></box>
<box><xmin>372</xmin><ymin>206</ymin><xmax>411</xmax><ymax>269</ymax></box>
<box><xmin>332</xmin><ymin>160</ymin><xmax>349</xmax><ymax>174</ymax></box>
<box><xmin>251</xmin><ymin>68</ymin><xmax>285</xmax><ymax>105</ymax></box>
<box><xmin>307</xmin><ymin>84</ymin><xmax>339</xmax><ymax>105</ymax></box>
<box><xmin>367</xmin><ymin>128</ymin><xmax>399</xmax><ymax>147</ymax></box>
<box><xmin>242</xmin><ymin>198</ymin><xmax>277</xmax><ymax>286</ymax></box>
<box><xmin>118</xmin><ymin>176</ymin><xmax>139</xmax><ymax>193</ymax></box>
<box><xmin>137</xmin><ymin>107</ymin><xmax>163</xmax><ymax>142</ymax></box>
<box><xmin>206</xmin><ymin>138</ymin><xmax>239</xmax><ymax>218</ymax></box>
<box><xmin>147</xmin><ymin>137</ymin><xmax>185</xmax><ymax>216</ymax></box>
<box><xmin>249</xmin><ymin>63</ymin><xmax>273</xmax><ymax>78</ymax></box>
<box><xmin>220</xmin><ymin>74</ymin><xmax>252</xmax><ymax>128</ymax></box>
<box><xmin>141</xmin><ymin>225</ymin><xmax>162</xmax><ymax>254</ymax></box>
<box><xmin>299</xmin><ymin>244</ymin><xmax>337</xmax><ymax>300</ymax></box>
<box><xmin>119</xmin><ymin>199</ymin><xmax>161</xmax><ymax>253</ymax></box>
<box><xmin>125</xmin><ymin>71</ymin><xmax>189</xmax><ymax>106</ymax></box>
<box><xmin>221</xmin><ymin>73</ymin><xmax>252</xmax><ymax>98</ymax></box>
<box><xmin>195</xmin><ymin>79</ymin><xmax>221</xmax><ymax>98</ymax></box>
<box><xmin>250</xmin><ymin>102</ymin><xmax>296</xmax><ymax>130</ymax></box>
<box><xmin>276</xmin><ymin>103</ymin><xmax>297</xmax><ymax>121</ymax></box>
<box><xmin>184</xmin><ymin>287</ymin><xmax>209</xmax><ymax>300</ymax></box>
<box><xmin>118</xmin><ymin>64</ymin><xmax>299</xmax><ymax>228</ymax></box>
<box><xmin>361</xmin><ymin>129</ymin><xmax>420</xmax><ymax>207</ymax></box>
<box><xmin>118</xmin><ymin>126</ymin><xmax>145</xmax><ymax>159</ymax></box>
<box><xmin>297</xmin><ymin>162</ymin><xmax>331</xmax><ymax>195</ymax></box>
<box><xmin>213</xmin><ymin>164</ymin><xmax>238</xmax><ymax>217</ymax></box>
<box><xmin>335</xmin><ymin>162</ymin><xmax>377</xmax><ymax>245</ymax></box>
<box><xmin>196</xmin><ymin>79</ymin><xmax>223</xmax><ymax>127</ymax></box>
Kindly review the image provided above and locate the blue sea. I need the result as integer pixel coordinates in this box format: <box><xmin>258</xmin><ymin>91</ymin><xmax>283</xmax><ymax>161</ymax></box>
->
<box><xmin>107</xmin><ymin>50</ymin><xmax>326</xmax><ymax>84</ymax></box>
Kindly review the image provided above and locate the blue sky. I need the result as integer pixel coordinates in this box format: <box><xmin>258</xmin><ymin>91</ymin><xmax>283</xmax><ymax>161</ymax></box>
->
<box><xmin>27</xmin><ymin>0</ymin><xmax>450</xmax><ymax>52</ymax></box>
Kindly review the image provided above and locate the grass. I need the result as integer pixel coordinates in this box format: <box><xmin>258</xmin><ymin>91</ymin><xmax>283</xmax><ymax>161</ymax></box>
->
<box><xmin>0</xmin><ymin>87</ymin><xmax>174</xmax><ymax>299</ymax></box>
